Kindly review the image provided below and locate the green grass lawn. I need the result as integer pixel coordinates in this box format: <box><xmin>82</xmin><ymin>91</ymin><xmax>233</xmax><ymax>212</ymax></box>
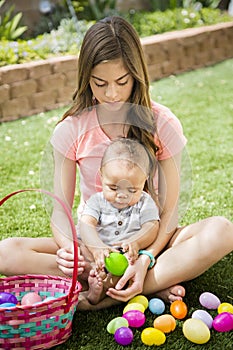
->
<box><xmin>0</xmin><ymin>59</ymin><xmax>233</xmax><ymax>349</ymax></box>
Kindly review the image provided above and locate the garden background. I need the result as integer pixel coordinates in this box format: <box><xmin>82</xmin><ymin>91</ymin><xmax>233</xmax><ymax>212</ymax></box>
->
<box><xmin>0</xmin><ymin>0</ymin><xmax>233</xmax><ymax>349</ymax></box>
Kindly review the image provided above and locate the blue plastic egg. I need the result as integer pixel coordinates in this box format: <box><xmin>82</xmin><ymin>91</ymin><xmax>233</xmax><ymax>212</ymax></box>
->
<box><xmin>149</xmin><ymin>298</ymin><xmax>165</xmax><ymax>315</ymax></box>
<box><xmin>0</xmin><ymin>302</ymin><xmax>17</xmax><ymax>309</ymax></box>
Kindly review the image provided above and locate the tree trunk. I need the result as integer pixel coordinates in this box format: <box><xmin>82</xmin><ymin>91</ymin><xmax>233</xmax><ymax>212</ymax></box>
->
<box><xmin>217</xmin><ymin>0</ymin><xmax>231</xmax><ymax>10</ymax></box>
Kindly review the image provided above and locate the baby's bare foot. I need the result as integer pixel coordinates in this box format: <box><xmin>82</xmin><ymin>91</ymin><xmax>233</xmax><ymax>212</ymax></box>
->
<box><xmin>87</xmin><ymin>270</ymin><xmax>104</xmax><ymax>305</ymax></box>
<box><xmin>156</xmin><ymin>285</ymin><xmax>185</xmax><ymax>303</ymax></box>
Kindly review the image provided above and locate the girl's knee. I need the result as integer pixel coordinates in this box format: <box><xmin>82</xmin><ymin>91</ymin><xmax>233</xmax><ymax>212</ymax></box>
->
<box><xmin>0</xmin><ymin>237</ymin><xmax>22</xmax><ymax>251</ymax></box>
<box><xmin>208</xmin><ymin>216</ymin><xmax>233</xmax><ymax>251</ymax></box>
<box><xmin>0</xmin><ymin>237</ymin><xmax>22</xmax><ymax>274</ymax></box>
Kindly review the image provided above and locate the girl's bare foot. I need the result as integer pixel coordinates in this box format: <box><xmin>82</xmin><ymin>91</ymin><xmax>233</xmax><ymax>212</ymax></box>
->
<box><xmin>155</xmin><ymin>285</ymin><xmax>185</xmax><ymax>303</ymax></box>
<box><xmin>87</xmin><ymin>269</ymin><xmax>104</xmax><ymax>305</ymax></box>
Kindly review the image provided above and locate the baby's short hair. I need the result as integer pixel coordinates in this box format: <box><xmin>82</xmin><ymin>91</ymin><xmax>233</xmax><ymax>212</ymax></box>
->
<box><xmin>101</xmin><ymin>138</ymin><xmax>151</xmax><ymax>176</ymax></box>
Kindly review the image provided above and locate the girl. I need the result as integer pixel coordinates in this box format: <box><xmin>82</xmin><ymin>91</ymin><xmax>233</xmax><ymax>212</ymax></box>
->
<box><xmin>0</xmin><ymin>16</ymin><xmax>232</xmax><ymax>310</ymax></box>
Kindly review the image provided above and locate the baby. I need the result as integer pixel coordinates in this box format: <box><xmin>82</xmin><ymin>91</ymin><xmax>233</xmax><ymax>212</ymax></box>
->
<box><xmin>80</xmin><ymin>138</ymin><xmax>160</xmax><ymax>304</ymax></box>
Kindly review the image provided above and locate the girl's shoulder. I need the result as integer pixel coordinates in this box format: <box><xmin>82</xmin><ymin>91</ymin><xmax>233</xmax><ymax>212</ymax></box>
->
<box><xmin>151</xmin><ymin>100</ymin><xmax>182</xmax><ymax>127</ymax></box>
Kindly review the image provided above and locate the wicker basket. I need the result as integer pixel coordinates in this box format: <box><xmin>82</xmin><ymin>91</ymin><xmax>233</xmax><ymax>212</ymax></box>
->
<box><xmin>0</xmin><ymin>189</ymin><xmax>82</xmax><ymax>350</ymax></box>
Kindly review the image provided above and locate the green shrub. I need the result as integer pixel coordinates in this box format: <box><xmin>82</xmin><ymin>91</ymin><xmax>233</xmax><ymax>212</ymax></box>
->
<box><xmin>0</xmin><ymin>0</ymin><xmax>27</xmax><ymax>40</ymax></box>
<box><xmin>127</xmin><ymin>7</ymin><xmax>232</xmax><ymax>37</ymax></box>
<box><xmin>0</xmin><ymin>19</ymin><xmax>93</xmax><ymax>67</ymax></box>
<box><xmin>0</xmin><ymin>7</ymin><xmax>232</xmax><ymax>66</ymax></box>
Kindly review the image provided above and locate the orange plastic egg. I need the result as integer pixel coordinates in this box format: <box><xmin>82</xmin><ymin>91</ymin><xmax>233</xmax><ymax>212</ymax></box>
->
<box><xmin>170</xmin><ymin>300</ymin><xmax>188</xmax><ymax>319</ymax></box>
<box><xmin>153</xmin><ymin>314</ymin><xmax>176</xmax><ymax>333</ymax></box>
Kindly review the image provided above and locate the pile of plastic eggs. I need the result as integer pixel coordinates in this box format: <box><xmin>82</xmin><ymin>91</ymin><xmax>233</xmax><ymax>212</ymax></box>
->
<box><xmin>106</xmin><ymin>291</ymin><xmax>233</xmax><ymax>346</ymax></box>
<box><xmin>0</xmin><ymin>291</ymin><xmax>66</xmax><ymax>309</ymax></box>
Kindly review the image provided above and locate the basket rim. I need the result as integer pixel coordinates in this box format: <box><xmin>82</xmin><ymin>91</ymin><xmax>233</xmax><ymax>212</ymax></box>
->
<box><xmin>0</xmin><ymin>189</ymin><xmax>79</xmax><ymax>304</ymax></box>
<box><xmin>0</xmin><ymin>274</ymin><xmax>82</xmax><ymax>313</ymax></box>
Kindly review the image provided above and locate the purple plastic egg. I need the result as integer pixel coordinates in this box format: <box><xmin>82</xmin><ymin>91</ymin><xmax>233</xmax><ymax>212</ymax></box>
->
<box><xmin>199</xmin><ymin>292</ymin><xmax>221</xmax><ymax>309</ymax></box>
<box><xmin>212</xmin><ymin>312</ymin><xmax>233</xmax><ymax>332</ymax></box>
<box><xmin>114</xmin><ymin>327</ymin><xmax>134</xmax><ymax>346</ymax></box>
<box><xmin>123</xmin><ymin>310</ymin><xmax>146</xmax><ymax>328</ymax></box>
<box><xmin>0</xmin><ymin>292</ymin><xmax>17</xmax><ymax>305</ymax></box>
<box><xmin>192</xmin><ymin>310</ymin><xmax>213</xmax><ymax>329</ymax></box>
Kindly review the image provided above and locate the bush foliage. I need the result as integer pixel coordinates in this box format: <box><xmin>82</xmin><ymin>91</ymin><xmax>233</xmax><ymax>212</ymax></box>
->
<box><xmin>0</xmin><ymin>7</ymin><xmax>232</xmax><ymax>67</ymax></box>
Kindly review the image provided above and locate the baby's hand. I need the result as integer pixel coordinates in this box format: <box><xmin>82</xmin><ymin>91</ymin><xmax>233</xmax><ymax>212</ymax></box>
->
<box><xmin>118</xmin><ymin>241</ymin><xmax>139</xmax><ymax>264</ymax></box>
<box><xmin>91</xmin><ymin>247</ymin><xmax>111</xmax><ymax>272</ymax></box>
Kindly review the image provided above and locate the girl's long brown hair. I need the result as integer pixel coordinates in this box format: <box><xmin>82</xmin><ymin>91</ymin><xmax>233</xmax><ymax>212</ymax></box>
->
<box><xmin>60</xmin><ymin>16</ymin><xmax>160</xmax><ymax>202</ymax></box>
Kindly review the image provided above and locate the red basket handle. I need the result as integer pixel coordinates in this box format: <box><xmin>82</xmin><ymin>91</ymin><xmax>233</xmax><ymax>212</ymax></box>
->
<box><xmin>0</xmin><ymin>189</ymin><xmax>78</xmax><ymax>303</ymax></box>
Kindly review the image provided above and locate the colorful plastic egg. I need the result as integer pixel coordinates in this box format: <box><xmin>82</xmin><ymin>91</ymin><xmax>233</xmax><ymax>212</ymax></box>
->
<box><xmin>212</xmin><ymin>312</ymin><xmax>233</xmax><ymax>332</ymax></box>
<box><xmin>105</xmin><ymin>252</ymin><xmax>128</xmax><ymax>276</ymax></box>
<box><xmin>199</xmin><ymin>292</ymin><xmax>221</xmax><ymax>309</ymax></box>
<box><xmin>123</xmin><ymin>310</ymin><xmax>146</xmax><ymax>328</ymax></box>
<box><xmin>0</xmin><ymin>302</ymin><xmax>17</xmax><ymax>309</ymax></box>
<box><xmin>107</xmin><ymin>317</ymin><xmax>129</xmax><ymax>334</ymax></box>
<box><xmin>123</xmin><ymin>302</ymin><xmax>145</xmax><ymax>314</ymax></box>
<box><xmin>43</xmin><ymin>296</ymin><xmax>56</xmax><ymax>303</ymax></box>
<box><xmin>114</xmin><ymin>327</ymin><xmax>133</xmax><ymax>346</ymax></box>
<box><xmin>192</xmin><ymin>309</ymin><xmax>213</xmax><ymax>329</ymax></box>
<box><xmin>128</xmin><ymin>295</ymin><xmax>148</xmax><ymax>310</ymax></box>
<box><xmin>141</xmin><ymin>327</ymin><xmax>166</xmax><ymax>346</ymax></box>
<box><xmin>218</xmin><ymin>302</ymin><xmax>233</xmax><ymax>314</ymax></box>
<box><xmin>0</xmin><ymin>292</ymin><xmax>17</xmax><ymax>305</ymax></box>
<box><xmin>21</xmin><ymin>292</ymin><xmax>42</xmax><ymax>305</ymax></box>
<box><xmin>170</xmin><ymin>300</ymin><xmax>188</xmax><ymax>319</ymax></box>
<box><xmin>149</xmin><ymin>298</ymin><xmax>165</xmax><ymax>315</ymax></box>
<box><xmin>183</xmin><ymin>318</ymin><xmax>210</xmax><ymax>344</ymax></box>
<box><xmin>153</xmin><ymin>314</ymin><xmax>176</xmax><ymax>333</ymax></box>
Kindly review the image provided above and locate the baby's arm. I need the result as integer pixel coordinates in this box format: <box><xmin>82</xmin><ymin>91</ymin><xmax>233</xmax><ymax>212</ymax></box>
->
<box><xmin>80</xmin><ymin>214</ymin><xmax>113</xmax><ymax>271</ymax></box>
<box><xmin>120</xmin><ymin>220</ymin><xmax>159</xmax><ymax>264</ymax></box>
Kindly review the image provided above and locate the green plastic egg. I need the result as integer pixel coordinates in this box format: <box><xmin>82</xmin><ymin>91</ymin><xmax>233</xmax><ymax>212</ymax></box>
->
<box><xmin>107</xmin><ymin>317</ymin><xmax>129</xmax><ymax>334</ymax></box>
<box><xmin>105</xmin><ymin>252</ymin><xmax>128</xmax><ymax>276</ymax></box>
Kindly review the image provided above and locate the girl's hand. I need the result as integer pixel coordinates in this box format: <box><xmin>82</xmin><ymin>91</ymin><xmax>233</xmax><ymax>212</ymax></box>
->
<box><xmin>56</xmin><ymin>246</ymin><xmax>86</xmax><ymax>277</ymax></box>
<box><xmin>106</xmin><ymin>258</ymin><xmax>147</xmax><ymax>302</ymax></box>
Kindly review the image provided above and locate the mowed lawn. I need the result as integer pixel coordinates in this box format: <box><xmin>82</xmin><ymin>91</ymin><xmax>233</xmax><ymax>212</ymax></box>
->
<box><xmin>0</xmin><ymin>59</ymin><xmax>232</xmax><ymax>349</ymax></box>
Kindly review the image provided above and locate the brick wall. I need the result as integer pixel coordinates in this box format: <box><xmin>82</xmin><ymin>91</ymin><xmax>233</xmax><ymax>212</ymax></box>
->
<box><xmin>0</xmin><ymin>22</ymin><xmax>233</xmax><ymax>122</ymax></box>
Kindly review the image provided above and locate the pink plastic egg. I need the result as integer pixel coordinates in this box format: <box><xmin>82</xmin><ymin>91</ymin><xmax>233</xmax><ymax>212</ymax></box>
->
<box><xmin>123</xmin><ymin>310</ymin><xmax>146</xmax><ymax>328</ymax></box>
<box><xmin>192</xmin><ymin>310</ymin><xmax>213</xmax><ymax>329</ymax></box>
<box><xmin>114</xmin><ymin>327</ymin><xmax>134</xmax><ymax>346</ymax></box>
<box><xmin>212</xmin><ymin>312</ymin><xmax>233</xmax><ymax>332</ymax></box>
<box><xmin>21</xmin><ymin>292</ymin><xmax>42</xmax><ymax>305</ymax></box>
<box><xmin>199</xmin><ymin>292</ymin><xmax>221</xmax><ymax>309</ymax></box>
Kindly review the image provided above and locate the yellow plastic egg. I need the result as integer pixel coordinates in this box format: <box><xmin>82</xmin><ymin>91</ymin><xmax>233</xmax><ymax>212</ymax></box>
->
<box><xmin>183</xmin><ymin>318</ymin><xmax>210</xmax><ymax>344</ymax></box>
<box><xmin>141</xmin><ymin>327</ymin><xmax>166</xmax><ymax>346</ymax></box>
<box><xmin>123</xmin><ymin>302</ymin><xmax>145</xmax><ymax>314</ymax></box>
<box><xmin>218</xmin><ymin>302</ymin><xmax>233</xmax><ymax>314</ymax></box>
<box><xmin>128</xmin><ymin>295</ymin><xmax>149</xmax><ymax>310</ymax></box>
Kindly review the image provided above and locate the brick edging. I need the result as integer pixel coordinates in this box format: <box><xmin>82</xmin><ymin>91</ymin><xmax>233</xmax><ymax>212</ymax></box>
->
<box><xmin>0</xmin><ymin>22</ymin><xmax>232</xmax><ymax>121</ymax></box>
